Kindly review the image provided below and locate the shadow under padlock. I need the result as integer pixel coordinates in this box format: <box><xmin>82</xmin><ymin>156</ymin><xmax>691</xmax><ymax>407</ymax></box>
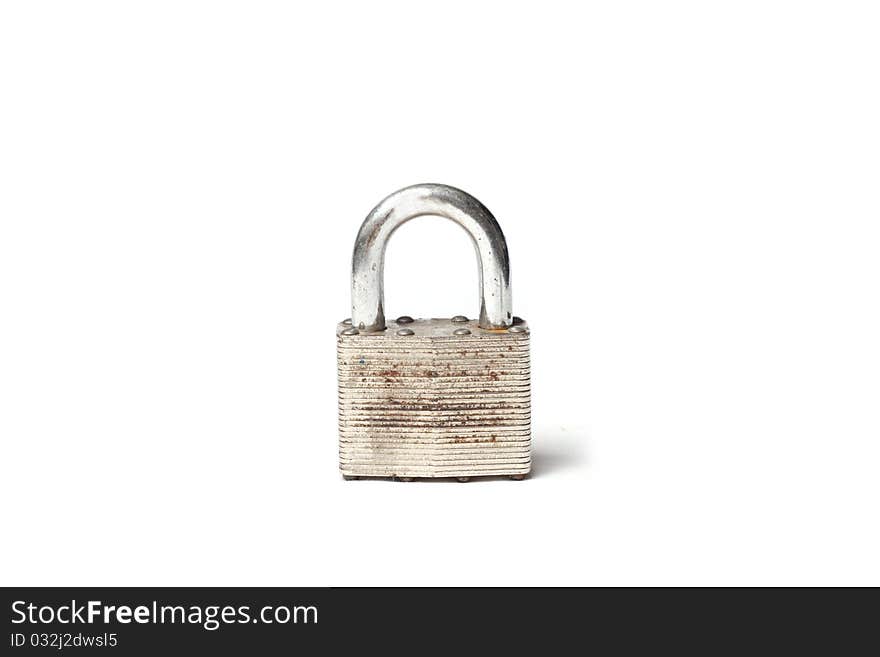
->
<box><xmin>337</xmin><ymin>184</ymin><xmax>531</xmax><ymax>482</ymax></box>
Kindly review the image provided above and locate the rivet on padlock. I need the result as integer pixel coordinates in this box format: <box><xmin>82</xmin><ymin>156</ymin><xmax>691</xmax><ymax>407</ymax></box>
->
<box><xmin>337</xmin><ymin>184</ymin><xmax>531</xmax><ymax>481</ymax></box>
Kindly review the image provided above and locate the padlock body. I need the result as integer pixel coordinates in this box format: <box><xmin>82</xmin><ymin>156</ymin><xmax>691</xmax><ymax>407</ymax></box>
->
<box><xmin>337</xmin><ymin>318</ymin><xmax>531</xmax><ymax>479</ymax></box>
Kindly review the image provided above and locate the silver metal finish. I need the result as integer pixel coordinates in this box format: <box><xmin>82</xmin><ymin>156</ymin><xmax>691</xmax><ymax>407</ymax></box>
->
<box><xmin>338</xmin><ymin>318</ymin><xmax>531</xmax><ymax>479</ymax></box>
<box><xmin>339</xmin><ymin>184</ymin><xmax>529</xmax><ymax>481</ymax></box>
<box><xmin>351</xmin><ymin>184</ymin><xmax>512</xmax><ymax>332</ymax></box>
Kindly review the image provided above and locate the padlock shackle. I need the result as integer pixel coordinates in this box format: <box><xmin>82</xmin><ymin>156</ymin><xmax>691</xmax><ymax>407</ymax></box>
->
<box><xmin>351</xmin><ymin>184</ymin><xmax>513</xmax><ymax>333</ymax></box>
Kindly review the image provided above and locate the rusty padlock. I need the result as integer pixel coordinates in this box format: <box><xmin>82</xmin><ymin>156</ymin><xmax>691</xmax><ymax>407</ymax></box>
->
<box><xmin>337</xmin><ymin>184</ymin><xmax>530</xmax><ymax>481</ymax></box>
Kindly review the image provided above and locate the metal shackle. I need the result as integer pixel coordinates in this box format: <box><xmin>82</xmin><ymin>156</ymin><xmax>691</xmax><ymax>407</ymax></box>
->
<box><xmin>351</xmin><ymin>184</ymin><xmax>513</xmax><ymax>333</ymax></box>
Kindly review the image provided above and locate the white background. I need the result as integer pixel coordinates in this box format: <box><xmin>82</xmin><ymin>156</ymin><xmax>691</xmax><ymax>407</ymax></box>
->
<box><xmin>1</xmin><ymin>2</ymin><xmax>878</xmax><ymax>586</ymax></box>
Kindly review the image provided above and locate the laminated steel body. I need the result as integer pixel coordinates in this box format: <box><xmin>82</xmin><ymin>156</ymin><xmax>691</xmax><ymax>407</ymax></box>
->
<box><xmin>338</xmin><ymin>318</ymin><xmax>530</xmax><ymax>479</ymax></box>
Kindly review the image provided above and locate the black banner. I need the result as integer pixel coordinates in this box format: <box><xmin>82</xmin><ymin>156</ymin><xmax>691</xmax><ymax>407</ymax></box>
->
<box><xmin>1</xmin><ymin>587</ymin><xmax>874</xmax><ymax>653</ymax></box>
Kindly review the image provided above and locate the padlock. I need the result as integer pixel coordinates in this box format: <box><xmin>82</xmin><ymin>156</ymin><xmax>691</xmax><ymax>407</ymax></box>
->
<box><xmin>337</xmin><ymin>184</ymin><xmax>530</xmax><ymax>481</ymax></box>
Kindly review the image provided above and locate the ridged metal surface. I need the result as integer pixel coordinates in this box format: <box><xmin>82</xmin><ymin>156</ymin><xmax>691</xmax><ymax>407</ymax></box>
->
<box><xmin>338</xmin><ymin>318</ymin><xmax>531</xmax><ymax>479</ymax></box>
